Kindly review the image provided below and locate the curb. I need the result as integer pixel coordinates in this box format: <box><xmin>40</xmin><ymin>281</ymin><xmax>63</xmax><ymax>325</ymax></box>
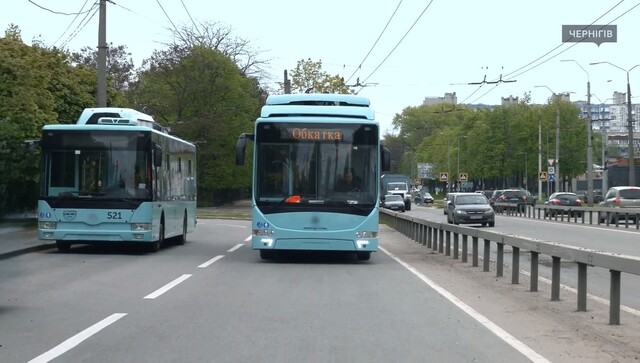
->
<box><xmin>0</xmin><ymin>243</ymin><xmax>56</xmax><ymax>260</ymax></box>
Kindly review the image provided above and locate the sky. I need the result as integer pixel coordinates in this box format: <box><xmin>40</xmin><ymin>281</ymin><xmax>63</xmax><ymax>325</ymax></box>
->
<box><xmin>3</xmin><ymin>0</ymin><xmax>640</xmax><ymax>135</ymax></box>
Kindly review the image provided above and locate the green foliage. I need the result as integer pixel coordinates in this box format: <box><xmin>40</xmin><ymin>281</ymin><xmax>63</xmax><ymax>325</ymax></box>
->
<box><xmin>131</xmin><ymin>46</ymin><xmax>261</xmax><ymax>205</ymax></box>
<box><xmin>387</xmin><ymin>100</ymin><xmax>587</xmax><ymax>189</ymax></box>
<box><xmin>288</xmin><ymin>59</ymin><xmax>352</xmax><ymax>94</ymax></box>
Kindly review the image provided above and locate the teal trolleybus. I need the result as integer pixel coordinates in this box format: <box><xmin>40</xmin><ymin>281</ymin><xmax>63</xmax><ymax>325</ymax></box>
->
<box><xmin>236</xmin><ymin>94</ymin><xmax>390</xmax><ymax>260</ymax></box>
<box><xmin>37</xmin><ymin>108</ymin><xmax>197</xmax><ymax>252</ymax></box>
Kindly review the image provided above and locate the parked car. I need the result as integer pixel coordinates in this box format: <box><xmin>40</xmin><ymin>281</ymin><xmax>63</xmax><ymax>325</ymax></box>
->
<box><xmin>543</xmin><ymin>192</ymin><xmax>583</xmax><ymax>217</ymax></box>
<box><xmin>598</xmin><ymin>186</ymin><xmax>640</xmax><ymax>223</ymax></box>
<box><xmin>414</xmin><ymin>192</ymin><xmax>434</xmax><ymax>205</ymax></box>
<box><xmin>382</xmin><ymin>194</ymin><xmax>405</xmax><ymax>212</ymax></box>
<box><xmin>446</xmin><ymin>193</ymin><xmax>495</xmax><ymax>227</ymax></box>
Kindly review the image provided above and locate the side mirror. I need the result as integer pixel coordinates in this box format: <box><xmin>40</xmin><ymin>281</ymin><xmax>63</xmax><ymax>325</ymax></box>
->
<box><xmin>153</xmin><ymin>144</ymin><xmax>163</xmax><ymax>168</ymax></box>
<box><xmin>236</xmin><ymin>133</ymin><xmax>254</xmax><ymax>166</ymax></box>
<box><xmin>381</xmin><ymin>147</ymin><xmax>391</xmax><ymax>172</ymax></box>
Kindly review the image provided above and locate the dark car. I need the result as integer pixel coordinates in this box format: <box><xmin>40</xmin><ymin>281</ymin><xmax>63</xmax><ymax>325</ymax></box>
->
<box><xmin>414</xmin><ymin>192</ymin><xmax>434</xmax><ymax>205</ymax></box>
<box><xmin>495</xmin><ymin>188</ymin><xmax>531</xmax><ymax>212</ymax></box>
<box><xmin>446</xmin><ymin>193</ymin><xmax>495</xmax><ymax>227</ymax></box>
<box><xmin>576</xmin><ymin>190</ymin><xmax>604</xmax><ymax>204</ymax></box>
<box><xmin>543</xmin><ymin>192</ymin><xmax>583</xmax><ymax>217</ymax></box>
<box><xmin>382</xmin><ymin>194</ymin><xmax>405</xmax><ymax>212</ymax></box>
<box><xmin>488</xmin><ymin>189</ymin><xmax>503</xmax><ymax>210</ymax></box>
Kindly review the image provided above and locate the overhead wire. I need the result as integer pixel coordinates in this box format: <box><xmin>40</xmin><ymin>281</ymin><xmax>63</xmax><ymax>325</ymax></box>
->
<box><xmin>344</xmin><ymin>0</ymin><xmax>404</xmax><ymax>85</ymax></box>
<box><xmin>180</xmin><ymin>0</ymin><xmax>203</xmax><ymax>38</ymax></box>
<box><xmin>356</xmin><ymin>0</ymin><xmax>437</xmax><ymax>94</ymax></box>
<box><xmin>467</xmin><ymin>0</ymin><xmax>637</xmax><ymax>104</ymax></box>
<box><xmin>59</xmin><ymin>4</ymin><xmax>100</xmax><ymax>49</ymax></box>
<box><xmin>52</xmin><ymin>0</ymin><xmax>93</xmax><ymax>48</ymax></box>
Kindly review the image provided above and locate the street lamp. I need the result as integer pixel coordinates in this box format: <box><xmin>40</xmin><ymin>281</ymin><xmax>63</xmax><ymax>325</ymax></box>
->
<box><xmin>593</xmin><ymin>94</ymin><xmax>614</xmax><ymax>195</ymax></box>
<box><xmin>590</xmin><ymin>61</ymin><xmax>640</xmax><ymax>186</ymax></box>
<box><xmin>535</xmin><ymin>85</ymin><xmax>561</xmax><ymax>193</ymax></box>
<box><xmin>457</xmin><ymin>135</ymin><xmax>467</xmax><ymax>191</ymax></box>
<box><xmin>561</xmin><ymin>59</ymin><xmax>594</xmax><ymax>205</ymax></box>
<box><xmin>518</xmin><ymin>152</ymin><xmax>528</xmax><ymax>191</ymax></box>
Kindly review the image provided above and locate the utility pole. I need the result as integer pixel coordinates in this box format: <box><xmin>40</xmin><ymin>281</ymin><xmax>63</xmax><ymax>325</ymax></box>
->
<box><xmin>555</xmin><ymin>102</ymin><xmax>560</xmax><ymax>192</ymax></box>
<box><xmin>283</xmin><ymin>70</ymin><xmax>291</xmax><ymax>94</ymax></box>
<box><xmin>97</xmin><ymin>0</ymin><xmax>107</xmax><ymax>107</ymax></box>
<box><xmin>587</xmin><ymin>81</ymin><xmax>593</xmax><ymax>204</ymax></box>
<box><xmin>538</xmin><ymin>118</ymin><xmax>542</xmax><ymax>201</ymax></box>
<box><xmin>562</xmin><ymin>59</ymin><xmax>593</xmax><ymax>204</ymax></box>
<box><xmin>591</xmin><ymin>62</ymin><xmax>640</xmax><ymax>186</ymax></box>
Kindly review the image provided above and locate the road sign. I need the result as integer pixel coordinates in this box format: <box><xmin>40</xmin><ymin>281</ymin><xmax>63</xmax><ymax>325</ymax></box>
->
<box><xmin>439</xmin><ymin>172</ymin><xmax>448</xmax><ymax>182</ymax></box>
<box><xmin>538</xmin><ymin>171</ymin><xmax>548</xmax><ymax>181</ymax></box>
<box><xmin>549</xmin><ymin>174</ymin><xmax>556</xmax><ymax>182</ymax></box>
<box><xmin>458</xmin><ymin>173</ymin><xmax>468</xmax><ymax>182</ymax></box>
<box><xmin>548</xmin><ymin>166</ymin><xmax>555</xmax><ymax>175</ymax></box>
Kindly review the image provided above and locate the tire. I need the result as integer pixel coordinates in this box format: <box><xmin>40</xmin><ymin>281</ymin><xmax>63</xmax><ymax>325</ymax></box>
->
<box><xmin>175</xmin><ymin>213</ymin><xmax>187</xmax><ymax>245</ymax></box>
<box><xmin>260</xmin><ymin>250</ymin><xmax>275</xmax><ymax>260</ymax></box>
<box><xmin>56</xmin><ymin>241</ymin><xmax>71</xmax><ymax>253</ymax></box>
<box><xmin>149</xmin><ymin>221</ymin><xmax>164</xmax><ymax>253</ymax></box>
<box><xmin>488</xmin><ymin>221</ymin><xmax>495</xmax><ymax>227</ymax></box>
<box><xmin>356</xmin><ymin>252</ymin><xmax>371</xmax><ymax>261</ymax></box>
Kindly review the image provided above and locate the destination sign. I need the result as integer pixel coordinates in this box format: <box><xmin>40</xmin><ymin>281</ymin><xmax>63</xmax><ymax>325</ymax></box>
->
<box><xmin>290</xmin><ymin>128</ymin><xmax>343</xmax><ymax>141</ymax></box>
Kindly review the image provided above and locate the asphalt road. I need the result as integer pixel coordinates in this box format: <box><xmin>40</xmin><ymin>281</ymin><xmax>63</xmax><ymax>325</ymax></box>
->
<box><xmin>2</xmin><ymin>217</ymin><xmax>640</xmax><ymax>362</ymax></box>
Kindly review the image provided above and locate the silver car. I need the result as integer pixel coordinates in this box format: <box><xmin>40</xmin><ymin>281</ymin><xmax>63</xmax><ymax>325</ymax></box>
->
<box><xmin>598</xmin><ymin>186</ymin><xmax>640</xmax><ymax>223</ymax></box>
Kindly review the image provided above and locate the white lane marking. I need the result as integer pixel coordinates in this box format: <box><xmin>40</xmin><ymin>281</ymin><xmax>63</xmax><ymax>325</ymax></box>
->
<box><xmin>228</xmin><ymin>244</ymin><xmax>243</xmax><ymax>252</ymax></box>
<box><xmin>458</xmin><ymin>247</ymin><xmax>640</xmax><ymax>318</ymax></box>
<box><xmin>244</xmin><ymin>235</ymin><xmax>251</xmax><ymax>242</ymax></box>
<box><xmin>502</xmin><ymin>214</ymin><xmax>640</xmax><ymax>235</ymax></box>
<box><xmin>198</xmin><ymin>255</ymin><xmax>224</xmax><ymax>268</ymax></box>
<box><xmin>380</xmin><ymin>246</ymin><xmax>550</xmax><ymax>363</ymax></box>
<box><xmin>28</xmin><ymin>313</ymin><xmax>127</xmax><ymax>363</ymax></box>
<box><xmin>517</xmin><ymin>268</ymin><xmax>640</xmax><ymax>317</ymax></box>
<box><xmin>144</xmin><ymin>274</ymin><xmax>192</xmax><ymax>299</ymax></box>
<box><xmin>215</xmin><ymin>223</ymin><xmax>248</xmax><ymax>229</ymax></box>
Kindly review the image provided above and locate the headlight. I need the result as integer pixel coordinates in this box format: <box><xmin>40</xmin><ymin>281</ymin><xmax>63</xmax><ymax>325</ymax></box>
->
<box><xmin>39</xmin><ymin>221</ymin><xmax>57</xmax><ymax>229</ymax></box>
<box><xmin>356</xmin><ymin>231</ymin><xmax>378</xmax><ymax>238</ymax></box>
<box><xmin>253</xmin><ymin>229</ymin><xmax>274</xmax><ymax>236</ymax></box>
<box><xmin>484</xmin><ymin>209</ymin><xmax>494</xmax><ymax>214</ymax></box>
<box><xmin>455</xmin><ymin>210</ymin><xmax>467</xmax><ymax>215</ymax></box>
<box><xmin>131</xmin><ymin>223</ymin><xmax>151</xmax><ymax>231</ymax></box>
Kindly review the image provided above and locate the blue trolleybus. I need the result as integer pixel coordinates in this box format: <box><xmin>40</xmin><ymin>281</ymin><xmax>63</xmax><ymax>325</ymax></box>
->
<box><xmin>236</xmin><ymin>94</ymin><xmax>390</xmax><ymax>260</ymax></box>
<box><xmin>37</xmin><ymin>108</ymin><xmax>197</xmax><ymax>252</ymax></box>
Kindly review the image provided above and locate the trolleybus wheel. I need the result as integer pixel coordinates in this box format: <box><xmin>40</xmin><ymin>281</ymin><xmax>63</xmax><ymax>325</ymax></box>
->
<box><xmin>260</xmin><ymin>250</ymin><xmax>275</xmax><ymax>260</ymax></box>
<box><xmin>149</xmin><ymin>222</ymin><xmax>164</xmax><ymax>252</ymax></box>
<box><xmin>356</xmin><ymin>252</ymin><xmax>371</xmax><ymax>261</ymax></box>
<box><xmin>56</xmin><ymin>241</ymin><xmax>71</xmax><ymax>253</ymax></box>
<box><xmin>175</xmin><ymin>213</ymin><xmax>187</xmax><ymax>245</ymax></box>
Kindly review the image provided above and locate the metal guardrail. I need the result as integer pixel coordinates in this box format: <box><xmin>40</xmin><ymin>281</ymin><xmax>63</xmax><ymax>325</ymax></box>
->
<box><xmin>493</xmin><ymin>202</ymin><xmax>640</xmax><ymax>229</ymax></box>
<box><xmin>380</xmin><ymin>208</ymin><xmax>640</xmax><ymax>325</ymax></box>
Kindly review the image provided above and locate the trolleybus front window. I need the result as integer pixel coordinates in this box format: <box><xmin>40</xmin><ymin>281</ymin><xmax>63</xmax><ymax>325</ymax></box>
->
<box><xmin>255</xmin><ymin>123</ymin><xmax>378</xmax><ymax>209</ymax></box>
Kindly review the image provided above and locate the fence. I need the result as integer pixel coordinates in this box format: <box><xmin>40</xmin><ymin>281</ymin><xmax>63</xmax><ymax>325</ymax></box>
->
<box><xmin>380</xmin><ymin>208</ymin><xmax>640</xmax><ymax>325</ymax></box>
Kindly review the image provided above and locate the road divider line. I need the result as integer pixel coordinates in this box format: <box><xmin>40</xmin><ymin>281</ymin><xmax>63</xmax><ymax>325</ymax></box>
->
<box><xmin>198</xmin><ymin>255</ymin><xmax>224</xmax><ymax>268</ymax></box>
<box><xmin>244</xmin><ymin>235</ymin><xmax>251</xmax><ymax>242</ymax></box>
<box><xmin>380</xmin><ymin>246</ymin><xmax>551</xmax><ymax>363</ymax></box>
<box><xmin>28</xmin><ymin>313</ymin><xmax>127</xmax><ymax>363</ymax></box>
<box><xmin>144</xmin><ymin>274</ymin><xmax>192</xmax><ymax>299</ymax></box>
<box><xmin>228</xmin><ymin>244</ymin><xmax>244</xmax><ymax>252</ymax></box>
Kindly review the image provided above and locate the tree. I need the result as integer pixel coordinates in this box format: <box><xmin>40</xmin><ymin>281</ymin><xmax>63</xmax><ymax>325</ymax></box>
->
<box><xmin>132</xmin><ymin>45</ymin><xmax>261</xmax><ymax>206</ymax></box>
<box><xmin>288</xmin><ymin>58</ymin><xmax>352</xmax><ymax>94</ymax></box>
<box><xmin>70</xmin><ymin>43</ymin><xmax>135</xmax><ymax>93</ymax></box>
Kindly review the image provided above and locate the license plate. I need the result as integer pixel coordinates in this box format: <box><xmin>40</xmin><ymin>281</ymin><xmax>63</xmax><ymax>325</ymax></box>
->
<box><xmin>470</xmin><ymin>215</ymin><xmax>483</xmax><ymax>219</ymax></box>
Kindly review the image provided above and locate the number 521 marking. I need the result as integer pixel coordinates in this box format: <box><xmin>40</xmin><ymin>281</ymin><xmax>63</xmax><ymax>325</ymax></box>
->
<box><xmin>107</xmin><ymin>211</ymin><xmax>123</xmax><ymax>220</ymax></box>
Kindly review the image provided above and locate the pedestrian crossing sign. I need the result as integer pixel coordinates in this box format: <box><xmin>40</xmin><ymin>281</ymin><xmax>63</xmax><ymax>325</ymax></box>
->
<box><xmin>458</xmin><ymin>173</ymin><xmax>468</xmax><ymax>182</ymax></box>
<box><xmin>539</xmin><ymin>171</ymin><xmax>548</xmax><ymax>181</ymax></box>
<box><xmin>439</xmin><ymin>172</ymin><xmax>448</xmax><ymax>182</ymax></box>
